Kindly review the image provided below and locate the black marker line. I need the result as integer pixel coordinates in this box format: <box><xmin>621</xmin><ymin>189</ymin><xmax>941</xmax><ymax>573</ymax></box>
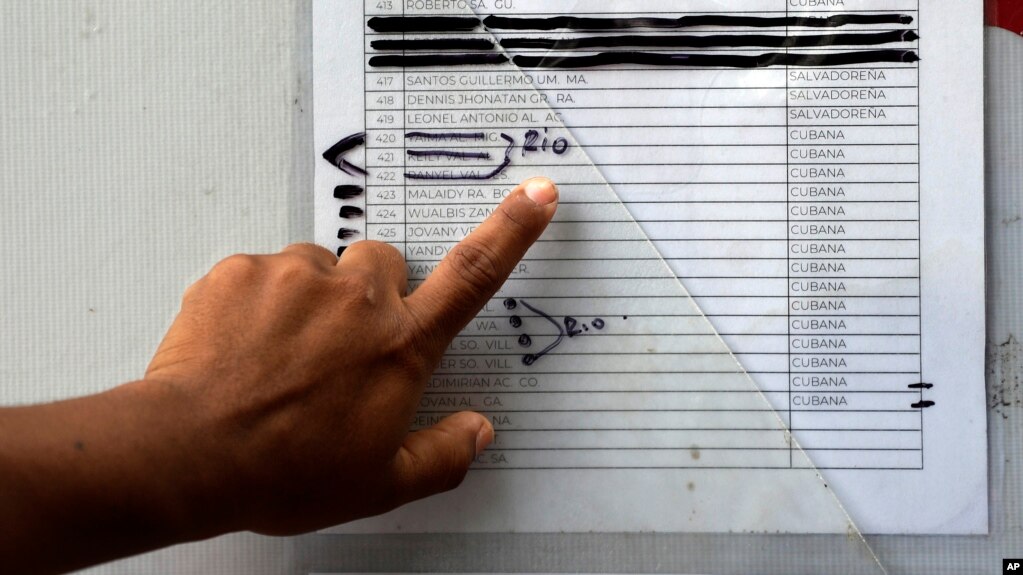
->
<box><xmin>512</xmin><ymin>50</ymin><xmax>920</xmax><ymax>69</ymax></box>
<box><xmin>369</xmin><ymin>53</ymin><xmax>509</xmax><ymax>67</ymax></box>
<box><xmin>500</xmin><ymin>30</ymin><xmax>919</xmax><ymax>50</ymax></box>
<box><xmin>519</xmin><ymin>299</ymin><xmax>565</xmax><ymax>366</ymax></box>
<box><xmin>482</xmin><ymin>14</ymin><xmax>913</xmax><ymax>31</ymax></box>
<box><xmin>336</xmin><ymin>246</ymin><xmax>347</xmax><ymax>257</ymax></box>
<box><xmin>337</xmin><ymin>228</ymin><xmax>359</xmax><ymax>240</ymax></box>
<box><xmin>339</xmin><ymin>206</ymin><xmax>364</xmax><ymax>219</ymax></box>
<box><xmin>333</xmin><ymin>185</ymin><xmax>364</xmax><ymax>200</ymax></box>
<box><xmin>371</xmin><ymin>38</ymin><xmax>495</xmax><ymax>51</ymax></box>
<box><xmin>406</xmin><ymin>134</ymin><xmax>514</xmax><ymax>180</ymax></box>
<box><xmin>408</xmin><ymin>149</ymin><xmax>492</xmax><ymax>160</ymax></box>
<box><xmin>322</xmin><ymin>132</ymin><xmax>367</xmax><ymax>176</ymax></box>
<box><xmin>907</xmin><ymin>382</ymin><xmax>933</xmax><ymax>389</ymax></box>
<box><xmin>911</xmin><ymin>400</ymin><xmax>935</xmax><ymax>409</ymax></box>
<box><xmin>406</xmin><ymin>131</ymin><xmax>486</xmax><ymax>141</ymax></box>
<box><xmin>367</xmin><ymin>16</ymin><xmax>481</xmax><ymax>33</ymax></box>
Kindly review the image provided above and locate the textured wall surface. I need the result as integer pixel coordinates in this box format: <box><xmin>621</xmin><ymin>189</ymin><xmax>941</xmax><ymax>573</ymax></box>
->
<box><xmin>0</xmin><ymin>3</ymin><xmax>1019</xmax><ymax>573</ymax></box>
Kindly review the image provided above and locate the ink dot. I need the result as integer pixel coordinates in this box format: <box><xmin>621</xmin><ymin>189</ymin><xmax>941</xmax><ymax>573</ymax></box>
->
<box><xmin>522</xmin><ymin>354</ymin><xmax>536</xmax><ymax>366</ymax></box>
<box><xmin>503</xmin><ymin>298</ymin><xmax>517</xmax><ymax>310</ymax></box>
<box><xmin>592</xmin><ymin>318</ymin><xmax>605</xmax><ymax>329</ymax></box>
<box><xmin>583</xmin><ymin>325</ymin><xmax>589</xmax><ymax>331</ymax></box>
<box><xmin>509</xmin><ymin>315</ymin><xmax>522</xmax><ymax>328</ymax></box>
<box><xmin>518</xmin><ymin>334</ymin><xmax>532</xmax><ymax>348</ymax></box>
<box><xmin>622</xmin><ymin>316</ymin><xmax>629</xmax><ymax>320</ymax></box>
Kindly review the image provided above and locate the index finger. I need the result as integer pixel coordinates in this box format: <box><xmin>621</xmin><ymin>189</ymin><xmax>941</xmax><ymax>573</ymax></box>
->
<box><xmin>405</xmin><ymin>177</ymin><xmax>558</xmax><ymax>346</ymax></box>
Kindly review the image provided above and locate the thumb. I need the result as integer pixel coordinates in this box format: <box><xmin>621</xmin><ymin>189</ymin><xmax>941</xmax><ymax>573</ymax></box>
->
<box><xmin>386</xmin><ymin>411</ymin><xmax>494</xmax><ymax>505</ymax></box>
<box><xmin>405</xmin><ymin>177</ymin><xmax>558</xmax><ymax>350</ymax></box>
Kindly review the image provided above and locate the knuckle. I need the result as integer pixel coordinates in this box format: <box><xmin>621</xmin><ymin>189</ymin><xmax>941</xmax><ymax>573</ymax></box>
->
<box><xmin>271</xmin><ymin>254</ymin><xmax>319</xmax><ymax>286</ymax></box>
<box><xmin>362</xmin><ymin>239</ymin><xmax>403</xmax><ymax>260</ymax></box>
<box><xmin>181</xmin><ymin>277</ymin><xmax>205</xmax><ymax>302</ymax></box>
<box><xmin>285</xmin><ymin>241</ymin><xmax>323</xmax><ymax>253</ymax></box>
<box><xmin>220</xmin><ymin>253</ymin><xmax>258</xmax><ymax>269</ymax></box>
<box><xmin>447</xmin><ymin>240</ymin><xmax>505</xmax><ymax>300</ymax></box>
<box><xmin>352</xmin><ymin>240</ymin><xmax>407</xmax><ymax>272</ymax></box>
<box><xmin>286</xmin><ymin>242</ymin><xmax>335</xmax><ymax>261</ymax></box>
<box><xmin>207</xmin><ymin>254</ymin><xmax>260</xmax><ymax>284</ymax></box>
<box><xmin>383</xmin><ymin>244</ymin><xmax>409</xmax><ymax>277</ymax></box>
<box><xmin>382</xmin><ymin>245</ymin><xmax>409</xmax><ymax>276</ymax></box>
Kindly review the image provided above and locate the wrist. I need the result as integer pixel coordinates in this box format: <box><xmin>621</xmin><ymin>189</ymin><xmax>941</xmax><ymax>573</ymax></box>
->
<box><xmin>114</xmin><ymin>378</ymin><xmax>245</xmax><ymax>542</ymax></box>
<box><xmin>0</xmin><ymin>378</ymin><xmax>242</xmax><ymax>573</ymax></box>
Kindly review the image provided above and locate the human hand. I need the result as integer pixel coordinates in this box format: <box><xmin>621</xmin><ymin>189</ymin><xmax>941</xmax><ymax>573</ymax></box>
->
<box><xmin>142</xmin><ymin>177</ymin><xmax>558</xmax><ymax>536</ymax></box>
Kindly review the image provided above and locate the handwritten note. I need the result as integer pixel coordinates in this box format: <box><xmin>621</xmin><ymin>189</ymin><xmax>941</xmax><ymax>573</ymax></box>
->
<box><xmin>313</xmin><ymin>0</ymin><xmax>986</xmax><ymax>535</ymax></box>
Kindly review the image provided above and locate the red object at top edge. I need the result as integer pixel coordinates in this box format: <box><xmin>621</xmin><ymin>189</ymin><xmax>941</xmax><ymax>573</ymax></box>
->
<box><xmin>988</xmin><ymin>0</ymin><xmax>1023</xmax><ymax>35</ymax></box>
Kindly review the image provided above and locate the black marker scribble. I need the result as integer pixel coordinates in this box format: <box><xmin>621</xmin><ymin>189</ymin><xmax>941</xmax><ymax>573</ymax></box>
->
<box><xmin>512</xmin><ymin>50</ymin><xmax>919</xmax><ymax>69</ymax></box>
<box><xmin>407</xmin><ymin>150</ymin><xmax>492</xmax><ymax>160</ymax></box>
<box><xmin>337</xmin><ymin>228</ymin><xmax>359</xmax><ymax>240</ymax></box>
<box><xmin>367</xmin><ymin>16</ymin><xmax>481</xmax><ymax>33</ymax></box>
<box><xmin>369</xmin><ymin>50</ymin><xmax>920</xmax><ymax>69</ymax></box>
<box><xmin>369</xmin><ymin>53</ymin><xmax>509</xmax><ymax>68</ymax></box>
<box><xmin>333</xmin><ymin>185</ymin><xmax>364</xmax><ymax>200</ymax></box>
<box><xmin>339</xmin><ymin>206</ymin><xmax>364</xmax><ymax>219</ymax></box>
<box><xmin>322</xmin><ymin>132</ymin><xmax>367</xmax><ymax>176</ymax></box>
<box><xmin>518</xmin><ymin>299</ymin><xmax>565</xmax><ymax>366</ymax></box>
<box><xmin>406</xmin><ymin>133</ymin><xmax>514</xmax><ymax>180</ymax></box>
<box><xmin>501</xmin><ymin>30</ymin><xmax>919</xmax><ymax>50</ymax></box>
<box><xmin>406</xmin><ymin>132</ymin><xmax>486</xmax><ymax>141</ymax></box>
<box><xmin>482</xmin><ymin>14</ymin><xmax>913</xmax><ymax>31</ymax></box>
<box><xmin>371</xmin><ymin>38</ymin><xmax>495</xmax><ymax>51</ymax></box>
<box><xmin>911</xmin><ymin>400</ymin><xmax>936</xmax><ymax>409</ymax></box>
<box><xmin>908</xmin><ymin>382</ymin><xmax>934</xmax><ymax>389</ymax></box>
<box><xmin>511</xmin><ymin>299</ymin><xmax>608</xmax><ymax>366</ymax></box>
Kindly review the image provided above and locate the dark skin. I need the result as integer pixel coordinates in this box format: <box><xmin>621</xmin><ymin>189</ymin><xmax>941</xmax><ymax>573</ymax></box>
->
<box><xmin>0</xmin><ymin>177</ymin><xmax>559</xmax><ymax>575</ymax></box>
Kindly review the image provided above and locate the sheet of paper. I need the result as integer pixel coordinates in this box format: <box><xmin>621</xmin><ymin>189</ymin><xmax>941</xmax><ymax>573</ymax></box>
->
<box><xmin>312</xmin><ymin>0</ymin><xmax>986</xmax><ymax>535</ymax></box>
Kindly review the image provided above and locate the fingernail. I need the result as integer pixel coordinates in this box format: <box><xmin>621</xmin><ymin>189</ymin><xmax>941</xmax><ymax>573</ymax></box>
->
<box><xmin>523</xmin><ymin>177</ymin><xmax>558</xmax><ymax>206</ymax></box>
<box><xmin>475</xmin><ymin>419</ymin><xmax>494</xmax><ymax>455</ymax></box>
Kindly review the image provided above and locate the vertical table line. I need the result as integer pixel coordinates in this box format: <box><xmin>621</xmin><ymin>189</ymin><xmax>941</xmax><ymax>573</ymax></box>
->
<box><xmin>402</xmin><ymin>2</ymin><xmax>408</xmax><ymax>259</ymax></box>
<box><xmin>916</xmin><ymin>2</ymin><xmax>924</xmax><ymax>470</ymax></box>
<box><xmin>362</xmin><ymin>4</ymin><xmax>369</xmax><ymax>248</ymax></box>
<box><xmin>785</xmin><ymin>0</ymin><xmax>793</xmax><ymax>469</ymax></box>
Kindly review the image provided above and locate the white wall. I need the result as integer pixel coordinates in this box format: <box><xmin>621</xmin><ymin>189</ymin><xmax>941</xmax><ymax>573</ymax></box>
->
<box><xmin>1</xmin><ymin>2</ymin><xmax>1020</xmax><ymax>573</ymax></box>
<box><xmin>0</xmin><ymin>1</ymin><xmax>306</xmax><ymax>572</ymax></box>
